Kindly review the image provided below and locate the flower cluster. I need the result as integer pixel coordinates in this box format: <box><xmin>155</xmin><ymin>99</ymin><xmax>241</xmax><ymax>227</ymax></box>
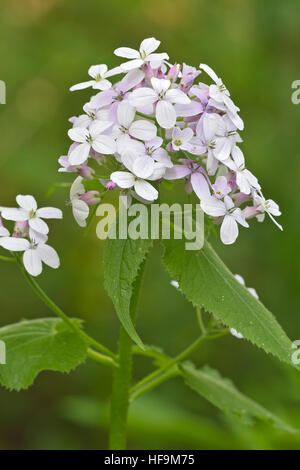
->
<box><xmin>0</xmin><ymin>195</ymin><xmax>62</xmax><ymax>276</ymax></box>
<box><xmin>61</xmin><ymin>37</ymin><xmax>282</xmax><ymax>244</ymax></box>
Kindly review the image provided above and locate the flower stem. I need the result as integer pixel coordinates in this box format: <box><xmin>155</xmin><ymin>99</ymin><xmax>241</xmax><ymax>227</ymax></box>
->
<box><xmin>15</xmin><ymin>255</ymin><xmax>117</xmax><ymax>361</ymax></box>
<box><xmin>109</xmin><ymin>259</ymin><xmax>147</xmax><ymax>450</ymax></box>
<box><xmin>130</xmin><ymin>330</ymin><xmax>229</xmax><ymax>401</ymax></box>
<box><xmin>87</xmin><ymin>348</ymin><xmax>118</xmax><ymax>368</ymax></box>
<box><xmin>0</xmin><ymin>255</ymin><xmax>16</xmax><ymax>263</ymax></box>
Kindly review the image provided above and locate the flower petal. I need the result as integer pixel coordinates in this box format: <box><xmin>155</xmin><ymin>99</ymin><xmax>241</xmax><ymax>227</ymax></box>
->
<box><xmin>140</xmin><ymin>37</ymin><xmax>160</xmax><ymax>56</ymax></box>
<box><xmin>69</xmin><ymin>142</ymin><xmax>91</xmax><ymax>165</ymax></box>
<box><xmin>36</xmin><ymin>207</ymin><xmax>63</xmax><ymax>219</ymax></box>
<box><xmin>29</xmin><ymin>217</ymin><xmax>49</xmax><ymax>235</ymax></box>
<box><xmin>130</xmin><ymin>120</ymin><xmax>157</xmax><ymax>141</ymax></box>
<box><xmin>0</xmin><ymin>237</ymin><xmax>30</xmax><ymax>251</ymax></box>
<box><xmin>92</xmin><ymin>135</ymin><xmax>116</xmax><ymax>154</ymax></box>
<box><xmin>220</xmin><ymin>215</ymin><xmax>238</xmax><ymax>245</ymax></box>
<box><xmin>201</xmin><ymin>196</ymin><xmax>226</xmax><ymax>217</ymax></box>
<box><xmin>191</xmin><ymin>173</ymin><xmax>210</xmax><ymax>200</ymax></box>
<box><xmin>132</xmin><ymin>156</ymin><xmax>154</xmax><ymax>179</ymax></box>
<box><xmin>72</xmin><ymin>199</ymin><xmax>89</xmax><ymax>227</ymax></box>
<box><xmin>16</xmin><ymin>195</ymin><xmax>37</xmax><ymax>211</ymax></box>
<box><xmin>114</xmin><ymin>47</ymin><xmax>140</xmax><ymax>59</ymax></box>
<box><xmin>166</xmin><ymin>88</ymin><xmax>190</xmax><ymax>104</ymax></box>
<box><xmin>156</xmin><ymin>100</ymin><xmax>176</xmax><ymax>129</ymax></box>
<box><xmin>120</xmin><ymin>59</ymin><xmax>144</xmax><ymax>71</ymax></box>
<box><xmin>70</xmin><ymin>80</ymin><xmax>95</xmax><ymax>91</ymax></box>
<box><xmin>1</xmin><ymin>208</ymin><xmax>28</xmax><ymax>221</ymax></box>
<box><xmin>164</xmin><ymin>165</ymin><xmax>191</xmax><ymax>180</ymax></box>
<box><xmin>36</xmin><ymin>244</ymin><xmax>60</xmax><ymax>269</ymax></box>
<box><xmin>68</xmin><ymin>127</ymin><xmax>89</xmax><ymax>143</ymax></box>
<box><xmin>23</xmin><ymin>249</ymin><xmax>43</xmax><ymax>277</ymax></box>
<box><xmin>111</xmin><ymin>171</ymin><xmax>135</xmax><ymax>189</ymax></box>
<box><xmin>129</xmin><ymin>87</ymin><xmax>158</xmax><ymax>108</ymax></box>
<box><xmin>134</xmin><ymin>180</ymin><xmax>158</xmax><ymax>201</ymax></box>
<box><xmin>117</xmin><ymin>101</ymin><xmax>135</xmax><ymax>128</ymax></box>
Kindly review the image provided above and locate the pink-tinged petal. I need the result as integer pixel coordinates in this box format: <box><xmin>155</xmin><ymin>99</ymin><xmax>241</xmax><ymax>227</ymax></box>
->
<box><xmin>120</xmin><ymin>59</ymin><xmax>144</xmax><ymax>71</ymax></box>
<box><xmin>29</xmin><ymin>217</ymin><xmax>49</xmax><ymax>235</ymax></box>
<box><xmin>129</xmin><ymin>87</ymin><xmax>157</xmax><ymax>108</ymax></box>
<box><xmin>191</xmin><ymin>173</ymin><xmax>210</xmax><ymax>200</ymax></box>
<box><xmin>134</xmin><ymin>180</ymin><xmax>158</xmax><ymax>201</ymax></box>
<box><xmin>130</xmin><ymin>120</ymin><xmax>157</xmax><ymax>141</ymax></box>
<box><xmin>90</xmin><ymin>120</ymin><xmax>113</xmax><ymax>136</ymax></box>
<box><xmin>88</xmin><ymin>64</ymin><xmax>108</xmax><ymax>78</ymax></box>
<box><xmin>156</xmin><ymin>101</ymin><xmax>176</xmax><ymax>129</ymax></box>
<box><xmin>23</xmin><ymin>249</ymin><xmax>42</xmax><ymax>277</ymax></box>
<box><xmin>151</xmin><ymin>77</ymin><xmax>170</xmax><ymax>95</ymax></box>
<box><xmin>119</xmin><ymin>69</ymin><xmax>145</xmax><ymax>92</ymax></box>
<box><xmin>201</xmin><ymin>196</ymin><xmax>226</xmax><ymax>217</ymax></box>
<box><xmin>36</xmin><ymin>244</ymin><xmax>60</xmax><ymax>269</ymax></box>
<box><xmin>114</xmin><ymin>47</ymin><xmax>140</xmax><ymax>59</ymax></box>
<box><xmin>93</xmin><ymin>79</ymin><xmax>112</xmax><ymax>91</ymax></box>
<box><xmin>164</xmin><ymin>165</ymin><xmax>191</xmax><ymax>180</ymax></box>
<box><xmin>117</xmin><ymin>101</ymin><xmax>135</xmax><ymax>128</ymax></box>
<box><xmin>174</xmin><ymin>101</ymin><xmax>203</xmax><ymax>117</ymax></box>
<box><xmin>16</xmin><ymin>195</ymin><xmax>37</xmax><ymax>211</ymax></box>
<box><xmin>36</xmin><ymin>207</ymin><xmax>63</xmax><ymax>219</ymax></box>
<box><xmin>72</xmin><ymin>199</ymin><xmax>89</xmax><ymax>227</ymax></box>
<box><xmin>111</xmin><ymin>171</ymin><xmax>135</xmax><ymax>189</ymax></box>
<box><xmin>199</xmin><ymin>64</ymin><xmax>219</xmax><ymax>84</ymax></box>
<box><xmin>220</xmin><ymin>215</ymin><xmax>239</xmax><ymax>245</ymax></box>
<box><xmin>89</xmin><ymin>90</ymin><xmax>115</xmax><ymax>109</ymax></box>
<box><xmin>132</xmin><ymin>156</ymin><xmax>154</xmax><ymax>179</ymax></box>
<box><xmin>1</xmin><ymin>208</ymin><xmax>28</xmax><ymax>222</ymax></box>
<box><xmin>180</xmin><ymin>127</ymin><xmax>194</xmax><ymax>143</ymax></box>
<box><xmin>68</xmin><ymin>127</ymin><xmax>89</xmax><ymax>143</ymax></box>
<box><xmin>0</xmin><ymin>236</ymin><xmax>30</xmax><ymax>251</ymax></box>
<box><xmin>92</xmin><ymin>135</ymin><xmax>116</xmax><ymax>155</ymax></box>
<box><xmin>140</xmin><ymin>37</ymin><xmax>160</xmax><ymax>55</ymax></box>
<box><xmin>166</xmin><ymin>88</ymin><xmax>190</xmax><ymax>104</ymax></box>
<box><xmin>70</xmin><ymin>80</ymin><xmax>95</xmax><ymax>91</ymax></box>
<box><xmin>146</xmin><ymin>136</ymin><xmax>163</xmax><ymax>150</ymax></box>
<box><xmin>69</xmin><ymin>142</ymin><xmax>91</xmax><ymax>165</ymax></box>
<box><xmin>152</xmin><ymin>148</ymin><xmax>173</xmax><ymax>167</ymax></box>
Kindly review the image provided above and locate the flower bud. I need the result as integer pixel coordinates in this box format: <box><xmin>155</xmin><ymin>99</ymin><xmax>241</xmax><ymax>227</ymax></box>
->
<box><xmin>79</xmin><ymin>191</ymin><xmax>101</xmax><ymax>206</ymax></box>
<box><xmin>13</xmin><ymin>220</ymin><xmax>29</xmax><ymax>238</ymax></box>
<box><xmin>78</xmin><ymin>165</ymin><xmax>95</xmax><ymax>180</ymax></box>
<box><xmin>106</xmin><ymin>181</ymin><xmax>117</xmax><ymax>191</ymax></box>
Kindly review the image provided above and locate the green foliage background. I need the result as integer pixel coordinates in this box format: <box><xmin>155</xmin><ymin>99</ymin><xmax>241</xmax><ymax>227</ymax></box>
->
<box><xmin>0</xmin><ymin>0</ymin><xmax>299</xmax><ymax>449</ymax></box>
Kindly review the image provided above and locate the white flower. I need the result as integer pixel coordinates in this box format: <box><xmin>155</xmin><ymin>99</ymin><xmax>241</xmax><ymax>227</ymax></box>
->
<box><xmin>114</xmin><ymin>101</ymin><xmax>157</xmax><ymax>152</ymax></box>
<box><xmin>225</xmin><ymin>146</ymin><xmax>260</xmax><ymax>195</ymax></box>
<box><xmin>201</xmin><ymin>195</ymin><xmax>249</xmax><ymax>244</ymax></box>
<box><xmin>70</xmin><ymin>176</ymin><xmax>90</xmax><ymax>227</ymax></box>
<box><xmin>1</xmin><ymin>195</ymin><xmax>62</xmax><ymax>236</ymax></box>
<box><xmin>0</xmin><ymin>216</ymin><xmax>9</xmax><ymax>237</ymax></box>
<box><xmin>230</xmin><ymin>274</ymin><xmax>259</xmax><ymax>339</ymax></box>
<box><xmin>200</xmin><ymin>63</ymin><xmax>244</xmax><ymax>131</ymax></box>
<box><xmin>68</xmin><ymin>121</ymin><xmax>116</xmax><ymax>165</ymax></box>
<box><xmin>111</xmin><ymin>146</ymin><xmax>166</xmax><ymax>202</ymax></box>
<box><xmin>114</xmin><ymin>37</ymin><xmax>169</xmax><ymax>71</ymax></box>
<box><xmin>0</xmin><ymin>235</ymin><xmax>59</xmax><ymax>277</ymax></box>
<box><xmin>70</xmin><ymin>64</ymin><xmax>122</xmax><ymax>91</ymax></box>
<box><xmin>127</xmin><ymin>137</ymin><xmax>173</xmax><ymax>168</ymax></box>
<box><xmin>72</xmin><ymin>103</ymin><xmax>111</xmax><ymax>129</ymax></box>
<box><xmin>129</xmin><ymin>77</ymin><xmax>190</xmax><ymax>129</ymax></box>
<box><xmin>254</xmin><ymin>193</ymin><xmax>282</xmax><ymax>230</ymax></box>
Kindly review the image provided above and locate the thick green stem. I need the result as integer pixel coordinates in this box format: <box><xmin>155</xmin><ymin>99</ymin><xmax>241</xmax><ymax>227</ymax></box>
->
<box><xmin>109</xmin><ymin>260</ymin><xmax>147</xmax><ymax>450</ymax></box>
<box><xmin>87</xmin><ymin>348</ymin><xmax>118</xmax><ymax>369</ymax></box>
<box><xmin>0</xmin><ymin>255</ymin><xmax>16</xmax><ymax>263</ymax></box>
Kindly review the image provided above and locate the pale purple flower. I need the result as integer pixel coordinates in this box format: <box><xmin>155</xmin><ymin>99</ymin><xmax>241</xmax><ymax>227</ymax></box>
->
<box><xmin>225</xmin><ymin>146</ymin><xmax>260</xmax><ymax>195</ymax></box>
<box><xmin>212</xmin><ymin>176</ymin><xmax>231</xmax><ymax>199</ymax></box>
<box><xmin>254</xmin><ymin>193</ymin><xmax>282</xmax><ymax>230</ymax></box>
<box><xmin>165</xmin><ymin>160</ymin><xmax>210</xmax><ymax>200</ymax></box>
<box><xmin>171</xmin><ymin>127</ymin><xmax>194</xmax><ymax>152</ymax></box>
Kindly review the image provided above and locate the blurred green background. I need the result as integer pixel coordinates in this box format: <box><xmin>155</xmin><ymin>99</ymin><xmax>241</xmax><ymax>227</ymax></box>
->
<box><xmin>0</xmin><ymin>0</ymin><xmax>300</xmax><ymax>450</ymax></box>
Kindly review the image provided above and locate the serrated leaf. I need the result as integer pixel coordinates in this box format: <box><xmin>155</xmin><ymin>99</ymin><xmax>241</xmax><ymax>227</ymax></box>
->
<box><xmin>181</xmin><ymin>363</ymin><xmax>298</xmax><ymax>433</ymax></box>
<box><xmin>0</xmin><ymin>318</ymin><xmax>88</xmax><ymax>390</ymax></box>
<box><xmin>103</xmin><ymin>215</ymin><xmax>153</xmax><ymax>348</ymax></box>
<box><xmin>162</xmin><ymin>238</ymin><xmax>297</xmax><ymax>368</ymax></box>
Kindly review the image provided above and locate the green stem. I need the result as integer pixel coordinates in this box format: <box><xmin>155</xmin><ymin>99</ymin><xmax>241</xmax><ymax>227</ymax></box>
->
<box><xmin>196</xmin><ymin>306</ymin><xmax>206</xmax><ymax>334</ymax></box>
<box><xmin>87</xmin><ymin>348</ymin><xmax>118</xmax><ymax>368</ymax></box>
<box><xmin>0</xmin><ymin>255</ymin><xmax>16</xmax><ymax>263</ymax></box>
<box><xmin>136</xmin><ymin>111</ymin><xmax>156</xmax><ymax>122</ymax></box>
<box><xmin>130</xmin><ymin>330</ymin><xmax>229</xmax><ymax>401</ymax></box>
<box><xmin>109</xmin><ymin>259</ymin><xmax>147</xmax><ymax>450</ymax></box>
<box><xmin>15</xmin><ymin>256</ymin><xmax>117</xmax><ymax>361</ymax></box>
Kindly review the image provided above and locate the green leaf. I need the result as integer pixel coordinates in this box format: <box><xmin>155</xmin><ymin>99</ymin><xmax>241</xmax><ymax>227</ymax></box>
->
<box><xmin>83</xmin><ymin>179</ymin><xmax>104</xmax><ymax>193</ymax></box>
<box><xmin>181</xmin><ymin>363</ymin><xmax>298</xmax><ymax>433</ymax></box>
<box><xmin>103</xmin><ymin>215</ymin><xmax>153</xmax><ymax>348</ymax></box>
<box><xmin>162</xmin><ymin>238</ymin><xmax>297</xmax><ymax>368</ymax></box>
<box><xmin>0</xmin><ymin>318</ymin><xmax>88</xmax><ymax>390</ymax></box>
<box><xmin>96</xmin><ymin>156</ymin><xmax>122</xmax><ymax>179</ymax></box>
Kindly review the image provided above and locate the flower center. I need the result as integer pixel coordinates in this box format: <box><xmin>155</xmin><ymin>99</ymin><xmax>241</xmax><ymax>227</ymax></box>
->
<box><xmin>95</xmin><ymin>74</ymin><xmax>102</xmax><ymax>82</ymax></box>
<box><xmin>86</xmin><ymin>134</ymin><xmax>94</xmax><ymax>144</ymax></box>
<box><xmin>174</xmin><ymin>139</ymin><xmax>182</xmax><ymax>147</ymax></box>
<box><xmin>29</xmin><ymin>209</ymin><xmax>36</xmax><ymax>219</ymax></box>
